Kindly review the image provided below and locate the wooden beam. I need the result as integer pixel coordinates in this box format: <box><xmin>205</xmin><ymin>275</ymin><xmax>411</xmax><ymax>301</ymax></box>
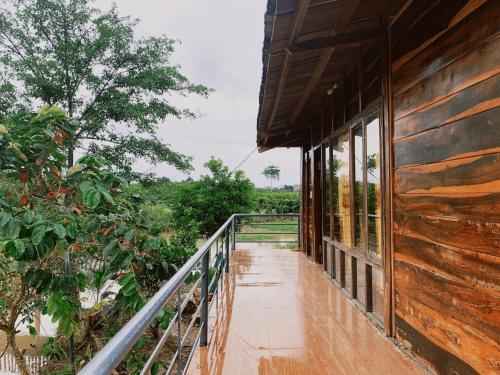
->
<box><xmin>389</xmin><ymin>0</ymin><xmax>416</xmax><ymax>26</ymax></box>
<box><xmin>266</xmin><ymin>48</ymin><xmax>292</xmax><ymax>133</ymax></box>
<box><xmin>289</xmin><ymin>0</ymin><xmax>311</xmax><ymax>44</ymax></box>
<box><xmin>290</xmin><ymin>26</ymin><xmax>383</xmax><ymax>52</ymax></box>
<box><xmin>265</xmin><ymin>0</ymin><xmax>311</xmax><ymax>131</ymax></box>
<box><xmin>338</xmin><ymin>0</ymin><xmax>361</xmax><ymax>31</ymax></box>
<box><xmin>290</xmin><ymin>48</ymin><xmax>335</xmax><ymax>124</ymax></box>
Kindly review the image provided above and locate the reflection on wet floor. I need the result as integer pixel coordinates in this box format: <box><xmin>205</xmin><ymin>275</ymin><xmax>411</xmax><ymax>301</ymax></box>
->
<box><xmin>187</xmin><ymin>247</ymin><xmax>424</xmax><ymax>375</ymax></box>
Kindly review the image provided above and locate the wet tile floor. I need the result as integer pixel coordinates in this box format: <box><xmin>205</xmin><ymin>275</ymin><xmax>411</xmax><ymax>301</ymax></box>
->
<box><xmin>186</xmin><ymin>247</ymin><xmax>425</xmax><ymax>375</ymax></box>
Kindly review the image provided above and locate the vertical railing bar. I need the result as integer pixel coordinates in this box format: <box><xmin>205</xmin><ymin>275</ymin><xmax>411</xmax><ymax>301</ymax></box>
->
<box><xmin>231</xmin><ymin>217</ymin><xmax>235</xmax><ymax>250</ymax></box>
<box><xmin>165</xmin><ymin>351</ymin><xmax>178</xmax><ymax>375</ymax></box>
<box><xmin>200</xmin><ymin>251</ymin><xmax>209</xmax><ymax>346</ymax></box>
<box><xmin>176</xmin><ymin>288</ymin><xmax>182</xmax><ymax>375</ymax></box>
<box><xmin>181</xmin><ymin>328</ymin><xmax>202</xmax><ymax>375</ymax></box>
<box><xmin>224</xmin><ymin>227</ymin><xmax>230</xmax><ymax>273</ymax></box>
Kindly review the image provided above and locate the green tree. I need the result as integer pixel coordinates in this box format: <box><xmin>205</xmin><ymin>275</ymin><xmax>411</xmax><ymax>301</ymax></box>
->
<box><xmin>262</xmin><ymin>165</ymin><xmax>280</xmax><ymax>188</ymax></box>
<box><xmin>0</xmin><ymin>0</ymin><xmax>211</xmax><ymax>173</ymax></box>
<box><xmin>171</xmin><ymin>158</ymin><xmax>255</xmax><ymax>236</ymax></box>
<box><xmin>0</xmin><ymin>107</ymin><xmax>197</xmax><ymax>374</ymax></box>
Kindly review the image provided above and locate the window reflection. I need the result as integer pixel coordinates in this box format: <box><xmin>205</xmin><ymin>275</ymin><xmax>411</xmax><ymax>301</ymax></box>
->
<box><xmin>323</xmin><ymin>143</ymin><xmax>331</xmax><ymax>238</ymax></box>
<box><xmin>353</xmin><ymin>124</ymin><xmax>364</xmax><ymax>248</ymax></box>
<box><xmin>332</xmin><ymin>132</ymin><xmax>351</xmax><ymax>246</ymax></box>
<box><xmin>366</xmin><ymin>115</ymin><xmax>382</xmax><ymax>256</ymax></box>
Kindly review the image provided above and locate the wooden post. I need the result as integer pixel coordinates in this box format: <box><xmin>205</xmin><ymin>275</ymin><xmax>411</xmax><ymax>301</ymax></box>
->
<box><xmin>381</xmin><ymin>17</ymin><xmax>394</xmax><ymax>337</ymax></box>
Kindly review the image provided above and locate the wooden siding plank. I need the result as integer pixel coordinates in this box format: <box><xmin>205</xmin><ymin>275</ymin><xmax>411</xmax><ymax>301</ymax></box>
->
<box><xmin>392</xmin><ymin>0</ymin><xmax>500</xmax><ymax>95</ymax></box>
<box><xmin>394</xmin><ymin>107</ymin><xmax>500</xmax><ymax>168</ymax></box>
<box><xmin>395</xmin><ymin>316</ymin><xmax>480</xmax><ymax>375</ymax></box>
<box><xmin>393</xmin><ymin>213</ymin><xmax>500</xmax><ymax>258</ymax></box>
<box><xmin>394</xmin><ymin>192</ymin><xmax>500</xmax><ymax>223</ymax></box>
<box><xmin>394</xmin><ymin>260</ymin><xmax>500</xmax><ymax>374</ymax></box>
<box><xmin>394</xmin><ymin>74</ymin><xmax>500</xmax><ymax>140</ymax></box>
<box><xmin>394</xmin><ymin>233</ymin><xmax>500</xmax><ymax>295</ymax></box>
<box><xmin>393</xmin><ymin>37</ymin><xmax>500</xmax><ymax>120</ymax></box>
<box><xmin>394</xmin><ymin>152</ymin><xmax>500</xmax><ymax>195</ymax></box>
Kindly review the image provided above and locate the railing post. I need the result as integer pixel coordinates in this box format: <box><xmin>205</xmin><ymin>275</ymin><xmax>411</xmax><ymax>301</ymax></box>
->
<box><xmin>224</xmin><ymin>227</ymin><xmax>230</xmax><ymax>273</ymax></box>
<box><xmin>176</xmin><ymin>288</ymin><xmax>182</xmax><ymax>375</ymax></box>
<box><xmin>297</xmin><ymin>214</ymin><xmax>301</xmax><ymax>247</ymax></box>
<box><xmin>231</xmin><ymin>216</ymin><xmax>236</xmax><ymax>250</ymax></box>
<box><xmin>200</xmin><ymin>251</ymin><xmax>209</xmax><ymax>347</ymax></box>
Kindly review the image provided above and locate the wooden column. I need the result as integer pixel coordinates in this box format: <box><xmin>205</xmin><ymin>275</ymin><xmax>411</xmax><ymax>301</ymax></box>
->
<box><xmin>381</xmin><ymin>17</ymin><xmax>394</xmax><ymax>337</ymax></box>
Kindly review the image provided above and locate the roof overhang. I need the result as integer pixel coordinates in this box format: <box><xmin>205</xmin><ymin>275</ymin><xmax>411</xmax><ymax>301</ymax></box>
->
<box><xmin>256</xmin><ymin>0</ymin><xmax>389</xmax><ymax>149</ymax></box>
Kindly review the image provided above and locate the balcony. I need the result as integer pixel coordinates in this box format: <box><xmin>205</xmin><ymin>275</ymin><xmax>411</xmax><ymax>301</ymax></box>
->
<box><xmin>79</xmin><ymin>214</ymin><xmax>424</xmax><ymax>375</ymax></box>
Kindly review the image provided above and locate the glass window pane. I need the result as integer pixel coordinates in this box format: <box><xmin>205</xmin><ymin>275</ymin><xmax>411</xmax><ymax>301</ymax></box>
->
<box><xmin>356</xmin><ymin>260</ymin><xmax>366</xmax><ymax>309</ymax></box>
<box><xmin>372</xmin><ymin>267</ymin><xmax>384</xmax><ymax>323</ymax></box>
<box><xmin>323</xmin><ymin>143</ymin><xmax>331</xmax><ymax>238</ymax></box>
<box><xmin>353</xmin><ymin>124</ymin><xmax>365</xmax><ymax>248</ymax></box>
<box><xmin>366</xmin><ymin>115</ymin><xmax>382</xmax><ymax>256</ymax></box>
<box><xmin>332</xmin><ymin>132</ymin><xmax>351</xmax><ymax>246</ymax></box>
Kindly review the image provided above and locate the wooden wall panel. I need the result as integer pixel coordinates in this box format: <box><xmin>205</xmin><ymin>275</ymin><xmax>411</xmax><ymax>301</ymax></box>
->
<box><xmin>391</xmin><ymin>1</ymin><xmax>500</xmax><ymax>373</ymax></box>
<box><xmin>394</xmin><ymin>73</ymin><xmax>500</xmax><ymax>140</ymax></box>
<box><xmin>395</xmin><ymin>261</ymin><xmax>499</xmax><ymax>374</ymax></box>
<box><xmin>393</xmin><ymin>36</ymin><xmax>500</xmax><ymax>120</ymax></box>
<box><xmin>394</xmin><ymin>107</ymin><xmax>500</xmax><ymax>168</ymax></box>
<box><xmin>392</xmin><ymin>0</ymin><xmax>499</xmax><ymax>95</ymax></box>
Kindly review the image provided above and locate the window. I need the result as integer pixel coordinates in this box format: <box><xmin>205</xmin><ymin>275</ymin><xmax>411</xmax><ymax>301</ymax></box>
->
<box><xmin>332</xmin><ymin>132</ymin><xmax>351</xmax><ymax>246</ymax></box>
<box><xmin>321</xmin><ymin>107</ymin><xmax>384</xmax><ymax>323</ymax></box>
<box><xmin>353</xmin><ymin>124</ymin><xmax>365</xmax><ymax>248</ymax></box>
<box><xmin>366</xmin><ymin>115</ymin><xmax>382</xmax><ymax>256</ymax></box>
<box><xmin>323</xmin><ymin>142</ymin><xmax>331</xmax><ymax>238</ymax></box>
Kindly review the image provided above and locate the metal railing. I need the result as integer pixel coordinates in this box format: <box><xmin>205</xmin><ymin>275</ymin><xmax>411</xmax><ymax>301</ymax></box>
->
<box><xmin>78</xmin><ymin>213</ymin><xmax>299</xmax><ymax>375</ymax></box>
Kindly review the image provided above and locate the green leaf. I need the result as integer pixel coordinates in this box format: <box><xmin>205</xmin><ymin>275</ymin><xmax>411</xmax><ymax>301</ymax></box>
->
<box><xmin>97</xmin><ymin>184</ymin><xmax>115</xmax><ymax>205</ymax></box>
<box><xmin>67</xmin><ymin>222</ymin><xmax>78</xmax><ymax>239</ymax></box>
<box><xmin>67</xmin><ymin>164</ymin><xmax>84</xmax><ymax>176</ymax></box>
<box><xmin>118</xmin><ymin>272</ymin><xmax>138</xmax><ymax>297</ymax></box>
<box><xmin>46</xmin><ymin>292</ymin><xmax>79</xmax><ymax>337</ymax></box>
<box><xmin>32</xmin><ymin>225</ymin><xmax>47</xmax><ymax>246</ymax></box>
<box><xmin>0</xmin><ymin>212</ymin><xmax>11</xmax><ymax>228</ymax></box>
<box><xmin>13</xmin><ymin>239</ymin><xmax>25</xmax><ymax>258</ymax></box>
<box><xmin>103</xmin><ymin>239</ymin><xmax>118</xmax><ymax>256</ymax></box>
<box><xmin>53</xmin><ymin>224</ymin><xmax>66</xmax><ymax>239</ymax></box>
<box><xmin>6</xmin><ymin>220</ymin><xmax>21</xmax><ymax>239</ymax></box>
<box><xmin>28</xmin><ymin>325</ymin><xmax>37</xmax><ymax>337</ymax></box>
<box><xmin>23</xmin><ymin>210</ymin><xmax>36</xmax><ymax>224</ymax></box>
<box><xmin>83</xmin><ymin>189</ymin><xmax>101</xmax><ymax>209</ymax></box>
<box><xmin>79</xmin><ymin>180</ymin><xmax>93</xmax><ymax>194</ymax></box>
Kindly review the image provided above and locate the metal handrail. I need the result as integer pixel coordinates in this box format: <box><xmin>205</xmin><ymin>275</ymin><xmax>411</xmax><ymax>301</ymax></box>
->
<box><xmin>78</xmin><ymin>213</ymin><xmax>299</xmax><ymax>375</ymax></box>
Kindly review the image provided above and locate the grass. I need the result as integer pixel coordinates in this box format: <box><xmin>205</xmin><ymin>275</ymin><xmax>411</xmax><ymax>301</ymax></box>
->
<box><xmin>237</xmin><ymin>219</ymin><xmax>298</xmax><ymax>234</ymax></box>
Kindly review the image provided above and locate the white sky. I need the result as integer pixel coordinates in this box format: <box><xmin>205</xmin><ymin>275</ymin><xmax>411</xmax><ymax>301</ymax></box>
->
<box><xmin>95</xmin><ymin>0</ymin><xmax>300</xmax><ymax>187</ymax></box>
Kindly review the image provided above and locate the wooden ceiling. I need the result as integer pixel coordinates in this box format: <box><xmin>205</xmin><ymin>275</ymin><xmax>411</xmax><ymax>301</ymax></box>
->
<box><xmin>256</xmin><ymin>0</ymin><xmax>400</xmax><ymax>149</ymax></box>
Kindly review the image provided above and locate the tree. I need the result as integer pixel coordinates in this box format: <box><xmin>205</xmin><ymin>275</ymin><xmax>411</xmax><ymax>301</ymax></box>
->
<box><xmin>171</xmin><ymin>158</ymin><xmax>255</xmax><ymax>236</ymax></box>
<box><xmin>0</xmin><ymin>0</ymin><xmax>211</xmax><ymax>174</ymax></box>
<box><xmin>0</xmin><ymin>107</ymin><xmax>197</xmax><ymax>374</ymax></box>
<box><xmin>262</xmin><ymin>165</ymin><xmax>280</xmax><ymax>188</ymax></box>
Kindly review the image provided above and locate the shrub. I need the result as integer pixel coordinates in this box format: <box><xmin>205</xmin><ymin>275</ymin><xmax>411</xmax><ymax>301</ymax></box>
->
<box><xmin>254</xmin><ymin>189</ymin><xmax>300</xmax><ymax>214</ymax></box>
<box><xmin>171</xmin><ymin>158</ymin><xmax>255</xmax><ymax>236</ymax></box>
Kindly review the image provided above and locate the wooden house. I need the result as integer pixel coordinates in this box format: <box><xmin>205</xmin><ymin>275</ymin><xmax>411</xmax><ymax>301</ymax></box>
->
<box><xmin>256</xmin><ymin>0</ymin><xmax>499</xmax><ymax>373</ymax></box>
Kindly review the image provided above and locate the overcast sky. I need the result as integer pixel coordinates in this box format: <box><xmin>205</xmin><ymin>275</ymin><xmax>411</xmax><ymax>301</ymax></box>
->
<box><xmin>94</xmin><ymin>0</ymin><xmax>300</xmax><ymax>187</ymax></box>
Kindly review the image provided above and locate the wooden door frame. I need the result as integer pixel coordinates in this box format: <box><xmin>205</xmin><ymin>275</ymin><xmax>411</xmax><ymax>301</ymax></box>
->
<box><xmin>312</xmin><ymin>145</ymin><xmax>323</xmax><ymax>263</ymax></box>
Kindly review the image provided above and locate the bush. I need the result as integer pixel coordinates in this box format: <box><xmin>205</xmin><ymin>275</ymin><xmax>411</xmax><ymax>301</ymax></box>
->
<box><xmin>141</xmin><ymin>204</ymin><xmax>173</xmax><ymax>235</ymax></box>
<box><xmin>254</xmin><ymin>189</ymin><xmax>300</xmax><ymax>214</ymax></box>
<box><xmin>171</xmin><ymin>158</ymin><xmax>255</xmax><ymax>236</ymax></box>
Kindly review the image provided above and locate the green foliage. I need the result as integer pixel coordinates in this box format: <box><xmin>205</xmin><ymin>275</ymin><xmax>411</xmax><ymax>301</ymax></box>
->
<box><xmin>0</xmin><ymin>107</ymin><xmax>199</xmax><ymax>374</ymax></box>
<box><xmin>0</xmin><ymin>0</ymin><xmax>211</xmax><ymax>173</ymax></box>
<box><xmin>41</xmin><ymin>337</ymin><xmax>67</xmax><ymax>360</ymax></box>
<box><xmin>254</xmin><ymin>189</ymin><xmax>300</xmax><ymax>214</ymax></box>
<box><xmin>171</xmin><ymin>158</ymin><xmax>255</xmax><ymax>236</ymax></box>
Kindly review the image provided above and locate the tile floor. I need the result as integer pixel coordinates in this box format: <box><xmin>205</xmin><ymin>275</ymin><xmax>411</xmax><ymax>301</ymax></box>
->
<box><xmin>186</xmin><ymin>247</ymin><xmax>425</xmax><ymax>375</ymax></box>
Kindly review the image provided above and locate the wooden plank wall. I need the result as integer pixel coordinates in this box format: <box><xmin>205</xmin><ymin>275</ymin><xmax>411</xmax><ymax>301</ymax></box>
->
<box><xmin>391</xmin><ymin>1</ymin><xmax>500</xmax><ymax>373</ymax></box>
